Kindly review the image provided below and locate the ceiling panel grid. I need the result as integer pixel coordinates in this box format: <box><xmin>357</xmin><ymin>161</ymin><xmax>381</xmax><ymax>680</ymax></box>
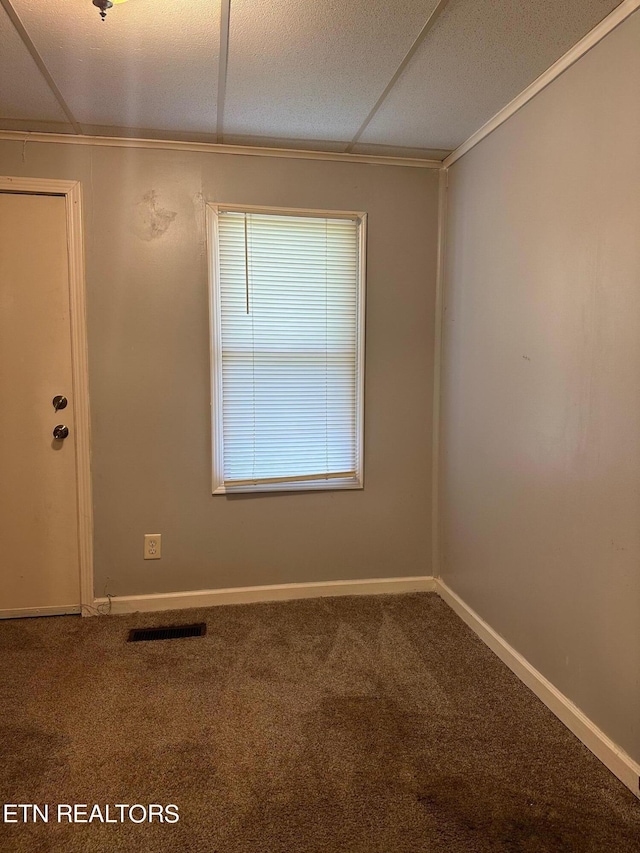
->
<box><xmin>0</xmin><ymin>2</ymin><xmax>69</xmax><ymax>123</ymax></box>
<box><xmin>222</xmin><ymin>0</ymin><xmax>443</xmax><ymax>142</ymax></box>
<box><xmin>8</xmin><ymin>0</ymin><xmax>222</xmax><ymax>133</ymax></box>
<box><xmin>360</xmin><ymin>0</ymin><xmax>623</xmax><ymax>150</ymax></box>
<box><xmin>0</xmin><ymin>0</ymin><xmax>628</xmax><ymax>159</ymax></box>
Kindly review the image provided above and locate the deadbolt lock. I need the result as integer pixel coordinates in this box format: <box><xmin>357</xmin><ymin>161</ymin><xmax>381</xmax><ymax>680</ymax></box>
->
<box><xmin>53</xmin><ymin>425</ymin><xmax>69</xmax><ymax>440</ymax></box>
<box><xmin>53</xmin><ymin>395</ymin><xmax>68</xmax><ymax>411</ymax></box>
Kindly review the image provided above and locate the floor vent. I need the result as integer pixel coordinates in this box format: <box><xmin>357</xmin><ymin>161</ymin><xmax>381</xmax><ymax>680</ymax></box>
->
<box><xmin>128</xmin><ymin>623</ymin><xmax>207</xmax><ymax>642</ymax></box>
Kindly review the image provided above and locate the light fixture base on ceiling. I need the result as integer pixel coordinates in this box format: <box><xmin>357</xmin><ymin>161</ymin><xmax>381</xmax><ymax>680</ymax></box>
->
<box><xmin>93</xmin><ymin>0</ymin><xmax>113</xmax><ymax>20</ymax></box>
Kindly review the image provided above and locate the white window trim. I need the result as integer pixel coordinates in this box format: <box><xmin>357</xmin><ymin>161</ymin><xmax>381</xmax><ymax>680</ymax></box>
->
<box><xmin>206</xmin><ymin>202</ymin><xmax>367</xmax><ymax>495</ymax></box>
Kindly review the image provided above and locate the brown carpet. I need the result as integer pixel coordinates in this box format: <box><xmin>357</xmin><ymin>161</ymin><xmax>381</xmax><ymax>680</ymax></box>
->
<box><xmin>1</xmin><ymin>592</ymin><xmax>639</xmax><ymax>852</ymax></box>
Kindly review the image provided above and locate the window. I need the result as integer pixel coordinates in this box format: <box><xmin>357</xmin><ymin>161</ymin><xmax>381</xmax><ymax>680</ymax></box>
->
<box><xmin>207</xmin><ymin>204</ymin><xmax>366</xmax><ymax>494</ymax></box>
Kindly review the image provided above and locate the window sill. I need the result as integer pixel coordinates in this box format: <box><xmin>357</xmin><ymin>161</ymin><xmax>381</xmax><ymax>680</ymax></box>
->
<box><xmin>212</xmin><ymin>476</ymin><xmax>363</xmax><ymax>496</ymax></box>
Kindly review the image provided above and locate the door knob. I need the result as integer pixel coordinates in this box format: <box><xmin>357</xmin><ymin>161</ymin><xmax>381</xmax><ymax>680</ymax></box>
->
<box><xmin>53</xmin><ymin>425</ymin><xmax>69</xmax><ymax>440</ymax></box>
<box><xmin>53</xmin><ymin>395</ymin><xmax>68</xmax><ymax>411</ymax></box>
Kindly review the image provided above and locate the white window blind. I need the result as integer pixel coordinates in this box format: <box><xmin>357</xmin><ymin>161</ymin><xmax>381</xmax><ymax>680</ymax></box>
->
<box><xmin>209</xmin><ymin>207</ymin><xmax>365</xmax><ymax>493</ymax></box>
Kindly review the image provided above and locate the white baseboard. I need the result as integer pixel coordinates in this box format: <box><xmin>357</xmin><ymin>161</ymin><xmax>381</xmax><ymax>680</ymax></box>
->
<box><xmin>0</xmin><ymin>604</ymin><xmax>81</xmax><ymax>619</ymax></box>
<box><xmin>92</xmin><ymin>575</ymin><xmax>436</xmax><ymax>615</ymax></box>
<box><xmin>90</xmin><ymin>571</ymin><xmax>639</xmax><ymax>799</ymax></box>
<box><xmin>435</xmin><ymin>578</ymin><xmax>640</xmax><ymax>801</ymax></box>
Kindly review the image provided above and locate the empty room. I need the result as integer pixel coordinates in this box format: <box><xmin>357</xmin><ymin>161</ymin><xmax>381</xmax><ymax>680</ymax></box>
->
<box><xmin>1</xmin><ymin>0</ymin><xmax>639</xmax><ymax>849</ymax></box>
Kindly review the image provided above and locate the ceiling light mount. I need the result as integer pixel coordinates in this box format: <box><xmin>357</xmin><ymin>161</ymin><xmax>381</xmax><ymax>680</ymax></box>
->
<box><xmin>92</xmin><ymin>0</ymin><xmax>113</xmax><ymax>20</ymax></box>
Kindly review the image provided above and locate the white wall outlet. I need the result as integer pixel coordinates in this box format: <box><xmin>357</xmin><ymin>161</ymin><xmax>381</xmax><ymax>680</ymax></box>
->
<box><xmin>144</xmin><ymin>534</ymin><xmax>161</xmax><ymax>560</ymax></box>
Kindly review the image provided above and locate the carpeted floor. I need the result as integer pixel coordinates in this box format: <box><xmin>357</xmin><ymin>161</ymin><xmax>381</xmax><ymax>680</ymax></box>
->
<box><xmin>1</xmin><ymin>592</ymin><xmax>639</xmax><ymax>852</ymax></box>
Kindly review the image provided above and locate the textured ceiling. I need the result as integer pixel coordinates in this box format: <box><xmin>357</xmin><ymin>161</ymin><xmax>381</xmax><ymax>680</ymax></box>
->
<box><xmin>0</xmin><ymin>2</ymin><xmax>68</xmax><ymax>124</ymax></box>
<box><xmin>0</xmin><ymin>0</ymin><xmax>625</xmax><ymax>159</ymax></box>
<box><xmin>223</xmin><ymin>0</ymin><xmax>441</xmax><ymax>142</ymax></box>
<box><xmin>359</xmin><ymin>0</ymin><xmax>625</xmax><ymax>150</ymax></box>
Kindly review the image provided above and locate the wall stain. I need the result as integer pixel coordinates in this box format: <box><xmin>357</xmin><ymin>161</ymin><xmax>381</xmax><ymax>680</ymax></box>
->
<box><xmin>133</xmin><ymin>190</ymin><xmax>177</xmax><ymax>241</ymax></box>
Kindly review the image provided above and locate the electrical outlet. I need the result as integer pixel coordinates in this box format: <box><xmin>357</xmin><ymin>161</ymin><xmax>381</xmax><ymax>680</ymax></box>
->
<box><xmin>144</xmin><ymin>534</ymin><xmax>161</xmax><ymax>560</ymax></box>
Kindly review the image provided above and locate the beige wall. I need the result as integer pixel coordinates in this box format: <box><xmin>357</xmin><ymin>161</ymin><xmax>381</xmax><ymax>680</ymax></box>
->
<box><xmin>441</xmin><ymin>11</ymin><xmax>640</xmax><ymax>762</ymax></box>
<box><xmin>0</xmin><ymin>140</ymin><xmax>439</xmax><ymax>597</ymax></box>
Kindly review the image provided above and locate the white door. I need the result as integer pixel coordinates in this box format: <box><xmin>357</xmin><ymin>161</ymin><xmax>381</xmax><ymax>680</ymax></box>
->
<box><xmin>0</xmin><ymin>191</ymin><xmax>81</xmax><ymax>617</ymax></box>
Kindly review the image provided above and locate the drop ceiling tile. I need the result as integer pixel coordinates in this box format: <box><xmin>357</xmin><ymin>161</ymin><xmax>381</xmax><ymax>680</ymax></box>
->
<box><xmin>0</xmin><ymin>3</ymin><xmax>68</xmax><ymax>123</ymax></box>
<box><xmin>223</xmin><ymin>0</ymin><xmax>442</xmax><ymax>142</ymax></box>
<box><xmin>360</xmin><ymin>0</ymin><xmax>623</xmax><ymax>150</ymax></box>
<box><xmin>10</xmin><ymin>0</ymin><xmax>221</xmax><ymax>133</ymax></box>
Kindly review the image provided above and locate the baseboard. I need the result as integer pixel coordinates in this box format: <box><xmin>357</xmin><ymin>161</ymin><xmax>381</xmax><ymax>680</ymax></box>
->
<box><xmin>0</xmin><ymin>604</ymin><xmax>82</xmax><ymax>619</ymax></box>
<box><xmin>435</xmin><ymin>578</ymin><xmax>640</xmax><ymax>801</ymax></box>
<box><xmin>92</xmin><ymin>575</ymin><xmax>436</xmax><ymax>615</ymax></box>
<box><xmin>90</xmin><ymin>572</ymin><xmax>639</xmax><ymax>798</ymax></box>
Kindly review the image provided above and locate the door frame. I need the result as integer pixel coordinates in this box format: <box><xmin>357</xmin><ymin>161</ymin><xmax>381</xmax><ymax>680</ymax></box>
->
<box><xmin>0</xmin><ymin>176</ymin><xmax>93</xmax><ymax>616</ymax></box>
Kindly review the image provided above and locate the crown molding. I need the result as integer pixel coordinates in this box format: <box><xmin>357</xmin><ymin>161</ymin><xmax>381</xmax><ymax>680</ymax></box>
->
<box><xmin>0</xmin><ymin>129</ymin><xmax>443</xmax><ymax>169</ymax></box>
<box><xmin>444</xmin><ymin>0</ymin><xmax>640</xmax><ymax>168</ymax></box>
